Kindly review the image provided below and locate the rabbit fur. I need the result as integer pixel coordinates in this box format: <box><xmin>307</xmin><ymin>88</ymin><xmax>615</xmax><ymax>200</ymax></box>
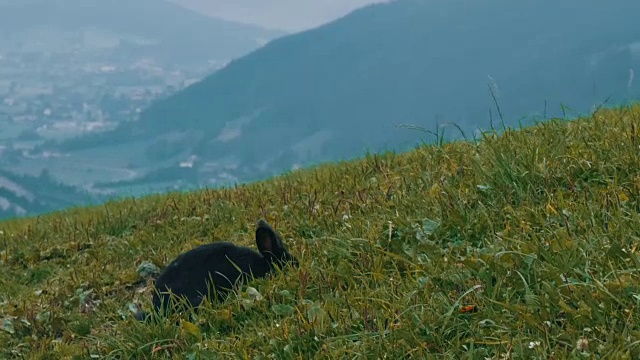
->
<box><xmin>135</xmin><ymin>219</ymin><xmax>297</xmax><ymax>320</ymax></box>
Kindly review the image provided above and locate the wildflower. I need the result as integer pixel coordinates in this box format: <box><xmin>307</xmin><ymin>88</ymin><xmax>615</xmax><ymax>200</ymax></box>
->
<box><xmin>576</xmin><ymin>338</ymin><xmax>589</xmax><ymax>352</ymax></box>
<box><xmin>246</xmin><ymin>287</ymin><xmax>262</xmax><ymax>301</ymax></box>
<box><xmin>529</xmin><ymin>341</ymin><xmax>541</xmax><ymax>349</ymax></box>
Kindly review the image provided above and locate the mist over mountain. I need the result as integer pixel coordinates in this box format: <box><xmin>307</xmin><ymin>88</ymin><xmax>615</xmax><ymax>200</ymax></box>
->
<box><xmin>169</xmin><ymin>0</ymin><xmax>387</xmax><ymax>31</ymax></box>
<box><xmin>0</xmin><ymin>0</ymin><xmax>284</xmax><ymax>66</ymax></box>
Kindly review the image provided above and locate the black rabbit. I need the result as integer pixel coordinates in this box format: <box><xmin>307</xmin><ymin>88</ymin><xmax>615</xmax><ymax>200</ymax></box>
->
<box><xmin>135</xmin><ymin>219</ymin><xmax>298</xmax><ymax>320</ymax></box>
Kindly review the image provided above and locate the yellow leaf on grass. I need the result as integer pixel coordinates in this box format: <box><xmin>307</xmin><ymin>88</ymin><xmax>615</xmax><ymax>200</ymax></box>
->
<box><xmin>181</xmin><ymin>320</ymin><xmax>201</xmax><ymax>337</ymax></box>
<box><xmin>618</xmin><ymin>191</ymin><xmax>629</xmax><ymax>202</ymax></box>
<box><xmin>218</xmin><ymin>309</ymin><xmax>233</xmax><ymax>320</ymax></box>
<box><xmin>429</xmin><ymin>183</ymin><xmax>441</xmax><ymax>197</ymax></box>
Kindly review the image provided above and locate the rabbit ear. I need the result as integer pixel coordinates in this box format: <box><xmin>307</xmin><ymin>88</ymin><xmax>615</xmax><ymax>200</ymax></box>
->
<box><xmin>255</xmin><ymin>220</ymin><xmax>284</xmax><ymax>256</ymax></box>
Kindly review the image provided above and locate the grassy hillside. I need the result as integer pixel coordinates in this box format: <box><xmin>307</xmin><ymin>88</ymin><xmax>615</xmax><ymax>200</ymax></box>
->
<box><xmin>1</xmin><ymin>105</ymin><xmax>640</xmax><ymax>358</ymax></box>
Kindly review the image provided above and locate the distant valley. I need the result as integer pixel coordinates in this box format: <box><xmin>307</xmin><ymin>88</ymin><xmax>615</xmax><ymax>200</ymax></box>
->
<box><xmin>0</xmin><ymin>0</ymin><xmax>283</xmax><ymax>218</ymax></box>
<box><xmin>0</xmin><ymin>169</ymin><xmax>102</xmax><ymax>219</ymax></box>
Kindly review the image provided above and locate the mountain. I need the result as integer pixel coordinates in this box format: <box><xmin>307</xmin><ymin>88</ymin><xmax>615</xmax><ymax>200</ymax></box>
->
<box><xmin>0</xmin><ymin>169</ymin><xmax>102</xmax><ymax>219</ymax></box>
<box><xmin>0</xmin><ymin>0</ymin><xmax>284</xmax><ymax>67</ymax></box>
<box><xmin>55</xmin><ymin>0</ymin><xmax>640</xmax><ymax>193</ymax></box>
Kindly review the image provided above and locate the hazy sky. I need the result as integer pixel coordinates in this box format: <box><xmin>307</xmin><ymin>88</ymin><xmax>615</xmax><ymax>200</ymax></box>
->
<box><xmin>169</xmin><ymin>0</ymin><xmax>389</xmax><ymax>32</ymax></box>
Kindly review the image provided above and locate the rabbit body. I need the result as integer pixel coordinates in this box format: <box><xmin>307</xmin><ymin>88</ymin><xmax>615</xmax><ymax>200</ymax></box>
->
<box><xmin>152</xmin><ymin>241</ymin><xmax>271</xmax><ymax>311</ymax></box>
<box><xmin>140</xmin><ymin>220</ymin><xmax>297</xmax><ymax>319</ymax></box>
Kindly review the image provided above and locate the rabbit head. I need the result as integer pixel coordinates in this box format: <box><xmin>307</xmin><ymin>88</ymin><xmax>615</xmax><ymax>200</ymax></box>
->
<box><xmin>256</xmin><ymin>219</ymin><xmax>299</xmax><ymax>270</ymax></box>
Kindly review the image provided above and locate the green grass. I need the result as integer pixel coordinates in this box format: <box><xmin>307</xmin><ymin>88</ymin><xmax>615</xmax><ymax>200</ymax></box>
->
<box><xmin>1</xmin><ymin>105</ymin><xmax>640</xmax><ymax>358</ymax></box>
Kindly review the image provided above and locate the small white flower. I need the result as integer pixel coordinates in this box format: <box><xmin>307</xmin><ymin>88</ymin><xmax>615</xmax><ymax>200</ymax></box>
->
<box><xmin>246</xmin><ymin>287</ymin><xmax>262</xmax><ymax>301</ymax></box>
<box><xmin>576</xmin><ymin>338</ymin><xmax>589</xmax><ymax>352</ymax></box>
<box><xmin>342</xmin><ymin>214</ymin><xmax>350</xmax><ymax>221</ymax></box>
<box><xmin>529</xmin><ymin>341</ymin><xmax>541</xmax><ymax>349</ymax></box>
